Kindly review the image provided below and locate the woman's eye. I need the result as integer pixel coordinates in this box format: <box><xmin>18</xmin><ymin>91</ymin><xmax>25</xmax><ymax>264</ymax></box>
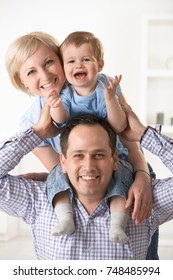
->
<box><xmin>27</xmin><ymin>69</ymin><xmax>36</xmax><ymax>76</ymax></box>
<box><xmin>45</xmin><ymin>59</ymin><xmax>53</xmax><ymax>66</ymax></box>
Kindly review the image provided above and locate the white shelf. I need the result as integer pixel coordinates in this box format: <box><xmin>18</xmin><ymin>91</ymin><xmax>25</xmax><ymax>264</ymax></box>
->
<box><xmin>140</xmin><ymin>14</ymin><xmax>173</xmax><ymax>128</ymax></box>
<box><xmin>161</xmin><ymin>125</ymin><xmax>173</xmax><ymax>133</ymax></box>
<box><xmin>147</xmin><ymin>69</ymin><xmax>173</xmax><ymax>77</ymax></box>
<box><xmin>154</xmin><ymin>125</ymin><xmax>173</xmax><ymax>135</ymax></box>
<box><xmin>140</xmin><ymin>13</ymin><xmax>173</xmax><ymax>255</ymax></box>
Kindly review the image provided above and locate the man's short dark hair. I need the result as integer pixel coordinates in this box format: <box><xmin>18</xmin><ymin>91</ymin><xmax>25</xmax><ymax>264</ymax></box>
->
<box><xmin>60</xmin><ymin>114</ymin><xmax>117</xmax><ymax>156</ymax></box>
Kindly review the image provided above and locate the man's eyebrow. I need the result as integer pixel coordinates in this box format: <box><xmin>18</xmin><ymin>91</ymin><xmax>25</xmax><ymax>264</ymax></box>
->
<box><xmin>71</xmin><ymin>149</ymin><xmax>84</xmax><ymax>153</ymax></box>
<box><xmin>72</xmin><ymin>149</ymin><xmax>106</xmax><ymax>154</ymax></box>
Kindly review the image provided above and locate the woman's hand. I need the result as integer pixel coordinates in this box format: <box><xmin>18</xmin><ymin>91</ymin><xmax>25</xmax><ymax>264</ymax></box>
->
<box><xmin>32</xmin><ymin>102</ymin><xmax>63</xmax><ymax>140</ymax></box>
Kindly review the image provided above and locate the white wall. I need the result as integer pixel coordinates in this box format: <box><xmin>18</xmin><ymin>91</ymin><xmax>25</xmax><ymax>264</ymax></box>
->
<box><xmin>0</xmin><ymin>0</ymin><xmax>173</xmax><ymax>253</ymax></box>
<box><xmin>0</xmin><ymin>0</ymin><xmax>173</xmax><ymax>140</ymax></box>
<box><xmin>1</xmin><ymin>0</ymin><xmax>173</xmax><ymax>173</ymax></box>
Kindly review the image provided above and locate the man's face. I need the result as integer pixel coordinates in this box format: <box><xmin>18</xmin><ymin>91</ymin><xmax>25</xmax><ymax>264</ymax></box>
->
<box><xmin>60</xmin><ymin>124</ymin><xmax>118</xmax><ymax>202</ymax></box>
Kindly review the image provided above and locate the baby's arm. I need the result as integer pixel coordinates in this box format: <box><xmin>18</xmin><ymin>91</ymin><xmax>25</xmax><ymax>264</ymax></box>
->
<box><xmin>104</xmin><ymin>75</ymin><xmax>127</xmax><ymax>133</ymax></box>
<box><xmin>47</xmin><ymin>90</ymin><xmax>68</xmax><ymax>123</ymax></box>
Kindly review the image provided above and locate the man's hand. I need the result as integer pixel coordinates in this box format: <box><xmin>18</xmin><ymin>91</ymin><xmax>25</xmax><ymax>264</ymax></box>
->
<box><xmin>19</xmin><ymin>172</ymin><xmax>48</xmax><ymax>181</ymax></box>
<box><xmin>32</xmin><ymin>102</ymin><xmax>63</xmax><ymax>140</ymax></box>
<box><xmin>120</xmin><ymin>103</ymin><xmax>146</xmax><ymax>142</ymax></box>
<box><xmin>125</xmin><ymin>171</ymin><xmax>152</xmax><ymax>224</ymax></box>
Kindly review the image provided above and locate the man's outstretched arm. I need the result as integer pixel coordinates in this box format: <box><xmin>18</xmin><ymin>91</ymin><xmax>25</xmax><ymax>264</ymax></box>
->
<box><xmin>120</xmin><ymin>104</ymin><xmax>173</xmax><ymax>173</ymax></box>
<box><xmin>0</xmin><ymin>103</ymin><xmax>60</xmax><ymax>219</ymax></box>
<box><xmin>0</xmin><ymin>103</ymin><xmax>59</xmax><ymax>178</ymax></box>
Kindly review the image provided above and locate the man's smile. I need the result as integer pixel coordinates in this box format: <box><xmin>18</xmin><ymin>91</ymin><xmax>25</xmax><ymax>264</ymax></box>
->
<box><xmin>80</xmin><ymin>175</ymin><xmax>98</xmax><ymax>181</ymax></box>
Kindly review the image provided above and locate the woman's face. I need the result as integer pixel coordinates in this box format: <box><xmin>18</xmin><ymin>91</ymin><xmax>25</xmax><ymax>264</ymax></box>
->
<box><xmin>19</xmin><ymin>43</ymin><xmax>65</xmax><ymax>97</ymax></box>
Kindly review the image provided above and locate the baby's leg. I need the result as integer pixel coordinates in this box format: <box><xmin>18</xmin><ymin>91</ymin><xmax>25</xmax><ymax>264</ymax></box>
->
<box><xmin>46</xmin><ymin>163</ymin><xmax>75</xmax><ymax>236</ymax></box>
<box><xmin>110</xmin><ymin>196</ymin><xmax>129</xmax><ymax>243</ymax></box>
<box><xmin>107</xmin><ymin>159</ymin><xmax>133</xmax><ymax>243</ymax></box>
<box><xmin>52</xmin><ymin>190</ymin><xmax>75</xmax><ymax>236</ymax></box>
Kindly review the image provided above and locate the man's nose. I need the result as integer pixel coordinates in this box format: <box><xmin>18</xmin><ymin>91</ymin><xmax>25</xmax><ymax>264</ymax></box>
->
<box><xmin>82</xmin><ymin>156</ymin><xmax>95</xmax><ymax>170</ymax></box>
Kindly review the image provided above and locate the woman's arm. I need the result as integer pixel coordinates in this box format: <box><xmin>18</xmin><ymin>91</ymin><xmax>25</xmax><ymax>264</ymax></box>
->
<box><xmin>19</xmin><ymin>145</ymin><xmax>59</xmax><ymax>181</ymax></box>
<box><xmin>32</xmin><ymin>145</ymin><xmax>60</xmax><ymax>171</ymax></box>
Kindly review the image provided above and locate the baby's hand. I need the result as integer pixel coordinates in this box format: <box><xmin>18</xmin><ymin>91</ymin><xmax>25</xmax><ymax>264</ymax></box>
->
<box><xmin>46</xmin><ymin>90</ymin><xmax>62</xmax><ymax>108</ymax></box>
<box><xmin>104</xmin><ymin>75</ymin><xmax>122</xmax><ymax>101</ymax></box>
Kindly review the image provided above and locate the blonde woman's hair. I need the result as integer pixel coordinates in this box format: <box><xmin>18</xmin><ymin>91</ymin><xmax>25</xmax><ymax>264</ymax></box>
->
<box><xmin>60</xmin><ymin>31</ymin><xmax>104</xmax><ymax>62</ymax></box>
<box><xmin>5</xmin><ymin>31</ymin><xmax>61</xmax><ymax>95</ymax></box>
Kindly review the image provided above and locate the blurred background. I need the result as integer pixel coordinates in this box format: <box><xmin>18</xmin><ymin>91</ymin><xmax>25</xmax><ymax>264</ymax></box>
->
<box><xmin>0</xmin><ymin>0</ymin><xmax>173</xmax><ymax>259</ymax></box>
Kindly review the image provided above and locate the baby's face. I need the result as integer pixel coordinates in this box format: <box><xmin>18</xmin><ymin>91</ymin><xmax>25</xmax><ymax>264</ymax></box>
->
<box><xmin>62</xmin><ymin>43</ymin><xmax>103</xmax><ymax>96</ymax></box>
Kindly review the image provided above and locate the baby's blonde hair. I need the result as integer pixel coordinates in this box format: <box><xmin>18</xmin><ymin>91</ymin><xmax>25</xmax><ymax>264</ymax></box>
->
<box><xmin>5</xmin><ymin>31</ymin><xmax>61</xmax><ymax>95</ymax></box>
<box><xmin>60</xmin><ymin>31</ymin><xmax>104</xmax><ymax>62</ymax></box>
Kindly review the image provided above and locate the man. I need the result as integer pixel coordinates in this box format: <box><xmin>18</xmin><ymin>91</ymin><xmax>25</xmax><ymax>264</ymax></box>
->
<box><xmin>0</xmin><ymin>103</ymin><xmax>173</xmax><ymax>259</ymax></box>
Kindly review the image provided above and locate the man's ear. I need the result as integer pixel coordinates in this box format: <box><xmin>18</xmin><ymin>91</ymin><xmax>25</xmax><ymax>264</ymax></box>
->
<box><xmin>60</xmin><ymin>153</ymin><xmax>67</xmax><ymax>173</ymax></box>
<box><xmin>112</xmin><ymin>150</ymin><xmax>118</xmax><ymax>171</ymax></box>
<box><xmin>98</xmin><ymin>59</ymin><xmax>104</xmax><ymax>72</ymax></box>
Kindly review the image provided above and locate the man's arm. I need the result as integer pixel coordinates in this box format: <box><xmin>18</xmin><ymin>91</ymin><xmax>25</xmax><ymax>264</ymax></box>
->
<box><xmin>121</xmin><ymin>137</ymin><xmax>152</xmax><ymax>224</ymax></box>
<box><xmin>0</xmin><ymin>103</ymin><xmax>58</xmax><ymax>178</ymax></box>
<box><xmin>120</xmin><ymin>104</ymin><xmax>173</xmax><ymax>173</ymax></box>
<box><xmin>0</xmin><ymin>103</ymin><xmax>59</xmax><ymax>218</ymax></box>
<box><xmin>0</xmin><ymin>127</ymin><xmax>42</xmax><ymax>220</ymax></box>
<box><xmin>141</xmin><ymin>126</ymin><xmax>173</xmax><ymax>173</ymax></box>
<box><xmin>0</xmin><ymin>128</ymin><xmax>42</xmax><ymax>178</ymax></box>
